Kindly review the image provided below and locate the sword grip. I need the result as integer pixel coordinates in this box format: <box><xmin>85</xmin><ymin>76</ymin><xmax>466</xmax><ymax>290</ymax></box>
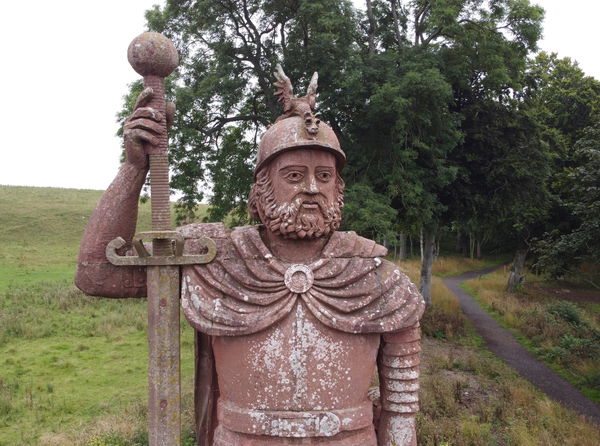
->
<box><xmin>128</xmin><ymin>32</ymin><xmax>178</xmax><ymax>252</ymax></box>
<box><xmin>145</xmin><ymin>73</ymin><xmax>171</xmax><ymax>258</ymax></box>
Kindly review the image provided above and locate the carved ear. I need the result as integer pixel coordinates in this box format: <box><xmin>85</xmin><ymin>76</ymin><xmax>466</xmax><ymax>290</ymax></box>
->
<box><xmin>273</xmin><ymin>64</ymin><xmax>294</xmax><ymax>113</ymax></box>
<box><xmin>306</xmin><ymin>72</ymin><xmax>318</xmax><ymax>110</ymax></box>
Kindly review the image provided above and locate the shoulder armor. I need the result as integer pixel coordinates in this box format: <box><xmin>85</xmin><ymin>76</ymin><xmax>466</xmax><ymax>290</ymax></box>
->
<box><xmin>325</xmin><ymin>231</ymin><xmax>388</xmax><ymax>258</ymax></box>
<box><xmin>178</xmin><ymin>222</ymin><xmax>228</xmax><ymax>239</ymax></box>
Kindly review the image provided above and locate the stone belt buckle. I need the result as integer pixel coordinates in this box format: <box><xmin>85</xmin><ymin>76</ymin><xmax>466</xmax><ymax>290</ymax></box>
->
<box><xmin>106</xmin><ymin>231</ymin><xmax>217</xmax><ymax>266</ymax></box>
<box><xmin>270</xmin><ymin>411</ymin><xmax>341</xmax><ymax>437</ymax></box>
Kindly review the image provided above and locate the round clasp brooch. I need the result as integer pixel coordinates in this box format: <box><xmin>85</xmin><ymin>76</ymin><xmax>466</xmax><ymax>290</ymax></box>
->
<box><xmin>284</xmin><ymin>264</ymin><xmax>314</xmax><ymax>294</ymax></box>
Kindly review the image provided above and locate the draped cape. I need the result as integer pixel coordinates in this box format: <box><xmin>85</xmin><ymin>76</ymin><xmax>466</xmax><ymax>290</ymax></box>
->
<box><xmin>180</xmin><ymin>223</ymin><xmax>425</xmax><ymax>336</ymax></box>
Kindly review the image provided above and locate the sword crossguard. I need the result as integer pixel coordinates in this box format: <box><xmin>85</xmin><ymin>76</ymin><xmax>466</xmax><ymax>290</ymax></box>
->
<box><xmin>106</xmin><ymin>231</ymin><xmax>217</xmax><ymax>266</ymax></box>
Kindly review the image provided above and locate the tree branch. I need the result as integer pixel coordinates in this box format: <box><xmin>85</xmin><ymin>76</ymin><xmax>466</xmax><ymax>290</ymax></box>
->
<box><xmin>205</xmin><ymin>114</ymin><xmax>270</xmax><ymax>136</ymax></box>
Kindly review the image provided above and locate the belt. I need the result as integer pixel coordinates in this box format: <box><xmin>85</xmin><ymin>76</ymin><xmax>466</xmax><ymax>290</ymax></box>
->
<box><xmin>217</xmin><ymin>399</ymin><xmax>373</xmax><ymax>438</ymax></box>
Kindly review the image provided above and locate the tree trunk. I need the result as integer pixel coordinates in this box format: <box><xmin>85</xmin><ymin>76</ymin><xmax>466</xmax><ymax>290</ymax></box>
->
<box><xmin>476</xmin><ymin>238</ymin><xmax>482</xmax><ymax>259</ymax></box>
<box><xmin>398</xmin><ymin>231</ymin><xmax>407</xmax><ymax>260</ymax></box>
<box><xmin>506</xmin><ymin>249</ymin><xmax>528</xmax><ymax>292</ymax></box>
<box><xmin>419</xmin><ymin>228</ymin><xmax>424</xmax><ymax>262</ymax></box>
<box><xmin>390</xmin><ymin>0</ymin><xmax>403</xmax><ymax>45</ymax></box>
<box><xmin>456</xmin><ymin>230</ymin><xmax>462</xmax><ymax>253</ymax></box>
<box><xmin>469</xmin><ymin>232</ymin><xmax>475</xmax><ymax>259</ymax></box>
<box><xmin>365</xmin><ymin>0</ymin><xmax>376</xmax><ymax>54</ymax></box>
<box><xmin>409</xmin><ymin>234</ymin><xmax>414</xmax><ymax>257</ymax></box>
<box><xmin>420</xmin><ymin>229</ymin><xmax>435</xmax><ymax>305</ymax></box>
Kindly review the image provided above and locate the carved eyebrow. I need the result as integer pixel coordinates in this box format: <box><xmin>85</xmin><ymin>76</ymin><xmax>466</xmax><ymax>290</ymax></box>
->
<box><xmin>315</xmin><ymin>166</ymin><xmax>334</xmax><ymax>171</ymax></box>
<box><xmin>278</xmin><ymin>165</ymin><xmax>307</xmax><ymax>173</ymax></box>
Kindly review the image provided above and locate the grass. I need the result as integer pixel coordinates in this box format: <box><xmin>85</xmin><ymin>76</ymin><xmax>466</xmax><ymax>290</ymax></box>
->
<box><xmin>0</xmin><ymin>185</ymin><xmax>207</xmax><ymax>445</ymax></box>
<box><xmin>0</xmin><ymin>280</ymin><xmax>197</xmax><ymax>445</ymax></box>
<box><xmin>0</xmin><ymin>185</ymin><xmax>206</xmax><ymax>290</ymax></box>
<box><xmin>397</xmin><ymin>257</ymin><xmax>600</xmax><ymax>444</ymax></box>
<box><xmin>397</xmin><ymin>258</ymin><xmax>468</xmax><ymax>340</ymax></box>
<box><xmin>418</xmin><ymin>336</ymin><xmax>600</xmax><ymax>445</ymax></box>
<box><xmin>462</xmin><ymin>269</ymin><xmax>600</xmax><ymax>403</ymax></box>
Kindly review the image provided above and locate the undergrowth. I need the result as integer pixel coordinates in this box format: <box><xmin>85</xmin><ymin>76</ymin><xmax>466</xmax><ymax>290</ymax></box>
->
<box><xmin>463</xmin><ymin>269</ymin><xmax>600</xmax><ymax>402</ymax></box>
<box><xmin>417</xmin><ymin>337</ymin><xmax>600</xmax><ymax>445</ymax></box>
<box><xmin>397</xmin><ymin>258</ymin><xmax>468</xmax><ymax>339</ymax></box>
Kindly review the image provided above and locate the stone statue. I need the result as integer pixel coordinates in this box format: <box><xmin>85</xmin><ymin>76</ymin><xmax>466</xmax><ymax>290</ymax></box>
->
<box><xmin>76</xmin><ymin>62</ymin><xmax>425</xmax><ymax>446</ymax></box>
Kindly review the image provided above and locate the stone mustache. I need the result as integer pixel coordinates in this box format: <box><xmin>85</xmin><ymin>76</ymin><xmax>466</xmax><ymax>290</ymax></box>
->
<box><xmin>76</xmin><ymin>47</ymin><xmax>425</xmax><ymax>445</ymax></box>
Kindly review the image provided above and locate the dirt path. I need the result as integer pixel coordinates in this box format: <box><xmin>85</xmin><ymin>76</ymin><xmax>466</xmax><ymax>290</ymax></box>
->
<box><xmin>443</xmin><ymin>266</ymin><xmax>600</xmax><ymax>425</ymax></box>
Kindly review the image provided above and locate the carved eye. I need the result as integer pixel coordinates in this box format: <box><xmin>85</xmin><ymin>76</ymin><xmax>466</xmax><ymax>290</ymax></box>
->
<box><xmin>316</xmin><ymin>119</ymin><xmax>321</xmax><ymax>125</ymax></box>
<box><xmin>317</xmin><ymin>171</ymin><xmax>332</xmax><ymax>182</ymax></box>
<box><xmin>305</xmin><ymin>118</ymin><xmax>313</xmax><ymax>125</ymax></box>
<box><xmin>284</xmin><ymin>171</ymin><xmax>304</xmax><ymax>182</ymax></box>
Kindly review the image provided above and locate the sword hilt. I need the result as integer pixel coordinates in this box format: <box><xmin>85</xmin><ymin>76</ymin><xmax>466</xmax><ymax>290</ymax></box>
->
<box><xmin>128</xmin><ymin>32</ymin><xmax>179</xmax><ymax>255</ymax></box>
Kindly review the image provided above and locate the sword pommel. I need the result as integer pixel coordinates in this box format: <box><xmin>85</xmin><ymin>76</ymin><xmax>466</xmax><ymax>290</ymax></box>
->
<box><xmin>128</xmin><ymin>32</ymin><xmax>179</xmax><ymax>78</ymax></box>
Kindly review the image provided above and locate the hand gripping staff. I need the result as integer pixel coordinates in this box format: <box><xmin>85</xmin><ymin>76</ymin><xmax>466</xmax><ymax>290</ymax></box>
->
<box><xmin>105</xmin><ymin>32</ymin><xmax>216</xmax><ymax>446</ymax></box>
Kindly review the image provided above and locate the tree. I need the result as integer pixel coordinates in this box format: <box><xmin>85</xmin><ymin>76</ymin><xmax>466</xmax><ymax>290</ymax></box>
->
<box><xmin>354</xmin><ymin>0</ymin><xmax>544</xmax><ymax>301</ymax></box>
<box><xmin>534</xmin><ymin>123</ymin><xmax>600</xmax><ymax>288</ymax></box>
<box><xmin>522</xmin><ymin>54</ymin><xmax>600</xmax><ymax>287</ymax></box>
<box><xmin>139</xmin><ymin>0</ymin><xmax>361</xmax><ymax>223</ymax></box>
<box><xmin>340</xmin><ymin>182</ymin><xmax>397</xmax><ymax>242</ymax></box>
<box><xmin>125</xmin><ymin>0</ymin><xmax>548</xmax><ymax>303</ymax></box>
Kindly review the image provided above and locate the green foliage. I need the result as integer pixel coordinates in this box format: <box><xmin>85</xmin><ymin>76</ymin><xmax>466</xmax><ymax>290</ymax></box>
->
<box><xmin>340</xmin><ymin>182</ymin><xmax>396</xmax><ymax>240</ymax></box>
<box><xmin>547</xmin><ymin>301</ymin><xmax>584</xmax><ymax>327</ymax></box>
<box><xmin>349</xmin><ymin>64</ymin><xmax>461</xmax><ymax>230</ymax></box>
<box><xmin>534</xmin><ymin>123</ymin><xmax>600</xmax><ymax>282</ymax></box>
<box><xmin>204</xmin><ymin>126</ymin><xmax>254</xmax><ymax>225</ymax></box>
<box><xmin>136</xmin><ymin>0</ymin><xmax>361</xmax><ymax>223</ymax></box>
<box><xmin>122</xmin><ymin>0</ymin><xmax>546</xmax><ymax>246</ymax></box>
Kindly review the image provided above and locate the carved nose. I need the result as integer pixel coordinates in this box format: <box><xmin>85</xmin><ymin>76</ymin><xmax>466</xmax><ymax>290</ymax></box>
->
<box><xmin>304</xmin><ymin>176</ymin><xmax>319</xmax><ymax>194</ymax></box>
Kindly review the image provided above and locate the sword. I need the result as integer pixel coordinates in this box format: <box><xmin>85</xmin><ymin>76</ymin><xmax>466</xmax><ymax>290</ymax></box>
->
<box><xmin>106</xmin><ymin>32</ymin><xmax>216</xmax><ymax>446</ymax></box>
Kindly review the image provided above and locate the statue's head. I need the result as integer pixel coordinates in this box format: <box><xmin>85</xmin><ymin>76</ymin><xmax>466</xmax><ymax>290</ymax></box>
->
<box><xmin>248</xmin><ymin>65</ymin><xmax>346</xmax><ymax>239</ymax></box>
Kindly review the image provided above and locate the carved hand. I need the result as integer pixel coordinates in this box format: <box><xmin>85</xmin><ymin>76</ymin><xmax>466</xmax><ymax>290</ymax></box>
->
<box><xmin>123</xmin><ymin>87</ymin><xmax>175</xmax><ymax>171</ymax></box>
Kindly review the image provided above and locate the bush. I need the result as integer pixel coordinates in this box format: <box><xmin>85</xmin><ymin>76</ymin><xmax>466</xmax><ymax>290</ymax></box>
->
<box><xmin>546</xmin><ymin>301</ymin><xmax>584</xmax><ymax>327</ymax></box>
<box><xmin>558</xmin><ymin>334</ymin><xmax>599</xmax><ymax>360</ymax></box>
<box><xmin>421</xmin><ymin>306</ymin><xmax>467</xmax><ymax>339</ymax></box>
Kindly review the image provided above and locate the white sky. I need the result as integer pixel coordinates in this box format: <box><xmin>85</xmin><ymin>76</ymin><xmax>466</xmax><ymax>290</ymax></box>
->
<box><xmin>0</xmin><ymin>0</ymin><xmax>597</xmax><ymax>191</ymax></box>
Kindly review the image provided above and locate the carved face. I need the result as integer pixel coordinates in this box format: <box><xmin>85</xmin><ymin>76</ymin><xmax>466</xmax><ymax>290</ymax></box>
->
<box><xmin>248</xmin><ymin>149</ymin><xmax>344</xmax><ymax>239</ymax></box>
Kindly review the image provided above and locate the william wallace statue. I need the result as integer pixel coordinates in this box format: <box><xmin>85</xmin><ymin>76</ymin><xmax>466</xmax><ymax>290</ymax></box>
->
<box><xmin>76</xmin><ymin>62</ymin><xmax>425</xmax><ymax>445</ymax></box>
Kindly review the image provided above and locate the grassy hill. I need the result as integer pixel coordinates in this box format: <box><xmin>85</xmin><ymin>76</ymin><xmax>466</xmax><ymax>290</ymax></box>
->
<box><xmin>1</xmin><ymin>185</ymin><xmax>598</xmax><ymax>445</ymax></box>
<box><xmin>0</xmin><ymin>185</ymin><xmax>169</xmax><ymax>289</ymax></box>
<box><xmin>0</xmin><ymin>185</ymin><xmax>202</xmax><ymax>445</ymax></box>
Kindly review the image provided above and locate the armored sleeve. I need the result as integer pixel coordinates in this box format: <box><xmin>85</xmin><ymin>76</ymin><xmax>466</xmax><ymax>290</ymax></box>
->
<box><xmin>378</xmin><ymin>323</ymin><xmax>421</xmax><ymax>414</ymax></box>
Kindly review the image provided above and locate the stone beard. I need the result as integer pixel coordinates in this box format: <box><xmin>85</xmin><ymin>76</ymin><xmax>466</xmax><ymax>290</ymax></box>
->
<box><xmin>248</xmin><ymin>165</ymin><xmax>345</xmax><ymax>239</ymax></box>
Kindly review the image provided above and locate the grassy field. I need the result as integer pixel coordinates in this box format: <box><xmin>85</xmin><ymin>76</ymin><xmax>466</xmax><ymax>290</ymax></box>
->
<box><xmin>1</xmin><ymin>185</ymin><xmax>599</xmax><ymax>445</ymax></box>
<box><xmin>463</xmin><ymin>269</ymin><xmax>600</xmax><ymax>403</ymax></box>
<box><xmin>0</xmin><ymin>186</ymin><xmax>160</xmax><ymax>290</ymax></box>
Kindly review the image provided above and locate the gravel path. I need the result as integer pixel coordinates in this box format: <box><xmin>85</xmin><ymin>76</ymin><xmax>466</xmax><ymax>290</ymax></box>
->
<box><xmin>443</xmin><ymin>266</ymin><xmax>600</xmax><ymax>425</ymax></box>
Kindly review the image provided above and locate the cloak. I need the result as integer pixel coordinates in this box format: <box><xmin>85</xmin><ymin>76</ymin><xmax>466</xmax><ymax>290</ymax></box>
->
<box><xmin>180</xmin><ymin>223</ymin><xmax>424</xmax><ymax>336</ymax></box>
<box><xmin>178</xmin><ymin>223</ymin><xmax>425</xmax><ymax>445</ymax></box>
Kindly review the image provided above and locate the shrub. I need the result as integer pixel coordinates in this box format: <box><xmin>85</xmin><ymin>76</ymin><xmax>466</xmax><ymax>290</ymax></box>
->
<box><xmin>421</xmin><ymin>306</ymin><xmax>467</xmax><ymax>339</ymax></box>
<box><xmin>546</xmin><ymin>301</ymin><xmax>584</xmax><ymax>327</ymax></box>
<box><xmin>558</xmin><ymin>334</ymin><xmax>599</xmax><ymax>360</ymax></box>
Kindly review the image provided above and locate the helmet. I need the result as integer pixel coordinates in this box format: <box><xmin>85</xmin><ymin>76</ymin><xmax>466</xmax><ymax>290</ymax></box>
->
<box><xmin>254</xmin><ymin>115</ymin><xmax>346</xmax><ymax>178</ymax></box>
<box><xmin>254</xmin><ymin>64</ymin><xmax>346</xmax><ymax>177</ymax></box>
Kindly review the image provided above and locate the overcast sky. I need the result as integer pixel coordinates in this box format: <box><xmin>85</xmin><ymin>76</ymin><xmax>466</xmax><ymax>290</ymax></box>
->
<box><xmin>1</xmin><ymin>0</ymin><xmax>597</xmax><ymax>192</ymax></box>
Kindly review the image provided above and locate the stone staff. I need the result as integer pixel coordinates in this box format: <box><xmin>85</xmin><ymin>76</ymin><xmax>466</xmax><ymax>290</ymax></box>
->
<box><xmin>105</xmin><ymin>31</ymin><xmax>216</xmax><ymax>446</ymax></box>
